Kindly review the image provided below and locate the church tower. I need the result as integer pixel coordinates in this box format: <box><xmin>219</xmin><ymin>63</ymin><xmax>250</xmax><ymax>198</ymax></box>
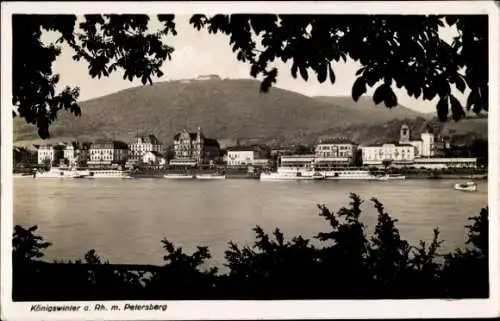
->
<box><xmin>400</xmin><ymin>124</ymin><xmax>410</xmax><ymax>144</ymax></box>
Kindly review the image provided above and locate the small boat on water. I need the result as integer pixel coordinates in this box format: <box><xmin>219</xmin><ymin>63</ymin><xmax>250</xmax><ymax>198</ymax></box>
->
<box><xmin>164</xmin><ymin>173</ymin><xmax>195</xmax><ymax>179</ymax></box>
<box><xmin>195</xmin><ymin>173</ymin><xmax>226</xmax><ymax>180</ymax></box>
<box><xmin>377</xmin><ymin>174</ymin><xmax>406</xmax><ymax>181</ymax></box>
<box><xmin>454</xmin><ymin>182</ymin><xmax>478</xmax><ymax>192</ymax></box>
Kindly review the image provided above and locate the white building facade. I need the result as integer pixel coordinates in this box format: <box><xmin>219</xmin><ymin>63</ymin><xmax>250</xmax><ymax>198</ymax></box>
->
<box><xmin>227</xmin><ymin>150</ymin><xmax>255</xmax><ymax>166</ymax></box>
<box><xmin>280</xmin><ymin>154</ymin><xmax>316</xmax><ymax>168</ymax></box>
<box><xmin>414</xmin><ymin>157</ymin><xmax>477</xmax><ymax>169</ymax></box>
<box><xmin>421</xmin><ymin>132</ymin><xmax>435</xmax><ymax>157</ymax></box>
<box><xmin>142</xmin><ymin>151</ymin><xmax>166</xmax><ymax>166</ymax></box>
<box><xmin>361</xmin><ymin>143</ymin><xmax>416</xmax><ymax>166</ymax></box>
<box><xmin>63</xmin><ymin>144</ymin><xmax>78</xmax><ymax>167</ymax></box>
<box><xmin>128</xmin><ymin>135</ymin><xmax>163</xmax><ymax>164</ymax></box>
<box><xmin>89</xmin><ymin>141</ymin><xmax>129</xmax><ymax>167</ymax></box>
<box><xmin>399</xmin><ymin>124</ymin><xmax>435</xmax><ymax>158</ymax></box>
<box><xmin>314</xmin><ymin>139</ymin><xmax>357</xmax><ymax>168</ymax></box>
<box><xmin>37</xmin><ymin>145</ymin><xmax>53</xmax><ymax>165</ymax></box>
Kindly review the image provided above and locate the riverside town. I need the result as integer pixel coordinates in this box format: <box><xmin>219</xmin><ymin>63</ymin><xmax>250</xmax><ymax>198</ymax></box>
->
<box><xmin>13</xmin><ymin>124</ymin><xmax>486</xmax><ymax>183</ymax></box>
<box><xmin>7</xmin><ymin>10</ymin><xmax>493</xmax><ymax>309</ymax></box>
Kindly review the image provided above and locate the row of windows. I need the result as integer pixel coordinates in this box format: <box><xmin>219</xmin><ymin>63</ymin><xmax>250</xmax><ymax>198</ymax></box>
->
<box><xmin>130</xmin><ymin>145</ymin><xmax>160</xmax><ymax>150</ymax></box>
<box><xmin>317</xmin><ymin>152</ymin><xmax>352</xmax><ymax>157</ymax></box>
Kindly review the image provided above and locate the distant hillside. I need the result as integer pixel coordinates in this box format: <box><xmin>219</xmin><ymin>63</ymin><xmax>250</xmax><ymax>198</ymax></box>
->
<box><xmin>13</xmin><ymin>78</ymin><xmax>487</xmax><ymax>147</ymax></box>
<box><xmin>319</xmin><ymin>117</ymin><xmax>488</xmax><ymax>146</ymax></box>
<box><xmin>312</xmin><ymin>96</ymin><xmax>431</xmax><ymax>122</ymax></box>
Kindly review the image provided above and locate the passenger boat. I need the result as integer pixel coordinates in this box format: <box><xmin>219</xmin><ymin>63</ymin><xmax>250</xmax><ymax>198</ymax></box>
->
<box><xmin>454</xmin><ymin>182</ymin><xmax>478</xmax><ymax>192</ymax></box>
<box><xmin>260</xmin><ymin>167</ymin><xmax>324</xmax><ymax>181</ymax></box>
<box><xmin>377</xmin><ymin>174</ymin><xmax>406</xmax><ymax>181</ymax></box>
<box><xmin>195</xmin><ymin>173</ymin><xmax>226</xmax><ymax>180</ymax></box>
<box><xmin>163</xmin><ymin>173</ymin><xmax>195</xmax><ymax>179</ymax></box>
<box><xmin>33</xmin><ymin>167</ymin><xmax>86</xmax><ymax>178</ymax></box>
<box><xmin>85</xmin><ymin>170</ymin><xmax>132</xmax><ymax>179</ymax></box>
<box><xmin>319</xmin><ymin>169</ymin><xmax>378</xmax><ymax>180</ymax></box>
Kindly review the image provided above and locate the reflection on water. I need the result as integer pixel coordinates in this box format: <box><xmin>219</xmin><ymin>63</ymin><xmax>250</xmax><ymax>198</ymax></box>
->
<box><xmin>14</xmin><ymin>178</ymin><xmax>488</xmax><ymax>268</ymax></box>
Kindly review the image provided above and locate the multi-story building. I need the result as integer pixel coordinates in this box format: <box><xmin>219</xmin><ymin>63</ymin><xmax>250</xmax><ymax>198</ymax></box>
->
<box><xmin>88</xmin><ymin>141</ymin><xmax>129</xmax><ymax>168</ymax></box>
<box><xmin>142</xmin><ymin>151</ymin><xmax>166</xmax><ymax>166</ymax></box>
<box><xmin>37</xmin><ymin>143</ymin><xmax>82</xmax><ymax>167</ymax></box>
<box><xmin>226</xmin><ymin>145</ymin><xmax>269</xmax><ymax>167</ymax></box>
<box><xmin>63</xmin><ymin>143</ymin><xmax>78</xmax><ymax>167</ymax></box>
<box><xmin>361</xmin><ymin>143</ymin><xmax>416</xmax><ymax>167</ymax></box>
<box><xmin>279</xmin><ymin>154</ymin><xmax>316</xmax><ymax>168</ymax></box>
<box><xmin>37</xmin><ymin>145</ymin><xmax>54</xmax><ymax>165</ymax></box>
<box><xmin>128</xmin><ymin>135</ymin><xmax>164</xmax><ymax>164</ymax></box>
<box><xmin>13</xmin><ymin>145</ymin><xmax>39</xmax><ymax>167</ymax></box>
<box><xmin>421</xmin><ymin>131</ymin><xmax>435</xmax><ymax>157</ymax></box>
<box><xmin>413</xmin><ymin>157</ymin><xmax>477</xmax><ymax>169</ymax></box>
<box><xmin>227</xmin><ymin>148</ymin><xmax>255</xmax><ymax>166</ymax></box>
<box><xmin>76</xmin><ymin>142</ymin><xmax>92</xmax><ymax>167</ymax></box>
<box><xmin>170</xmin><ymin>127</ymin><xmax>220</xmax><ymax>166</ymax></box>
<box><xmin>314</xmin><ymin>138</ymin><xmax>357</xmax><ymax>168</ymax></box>
<box><xmin>399</xmin><ymin>124</ymin><xmax>435</xmax><ymax>158</ymax></box>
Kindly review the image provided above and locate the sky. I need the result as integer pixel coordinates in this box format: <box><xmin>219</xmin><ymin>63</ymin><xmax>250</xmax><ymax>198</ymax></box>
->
<box><xmin>44</xmin><ymin>14</ymin><xmax>465</xmax><ymax>114</ymax></box>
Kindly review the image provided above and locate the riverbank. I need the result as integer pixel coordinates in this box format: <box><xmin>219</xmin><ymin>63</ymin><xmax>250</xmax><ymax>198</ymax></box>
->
<box><xmin>14</xmin><ymin>166</ymin><xmax>488</xmax><ymax>180</ymax></box>
<box><xmin>404</xmin><ymin>173</ymin><xmax>488</xmax><ymax>180</ymax></box>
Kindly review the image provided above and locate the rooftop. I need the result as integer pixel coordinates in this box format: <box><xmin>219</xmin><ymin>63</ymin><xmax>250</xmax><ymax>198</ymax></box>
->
<box><xmin>317</xmin><ymin>138</ymin><xmax>357</xmax><ymax>145</ymax></box>
<box><xmin>131</xmin><ymin>135</ymin><xmax>161</xmax><ymax>145</ymax></box>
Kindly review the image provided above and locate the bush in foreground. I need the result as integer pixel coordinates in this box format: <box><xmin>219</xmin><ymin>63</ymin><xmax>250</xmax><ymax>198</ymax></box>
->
<box><xmin>12</xmin><ymin>194</ymin><xmax>489</xmax><ymax>300</ymax></box>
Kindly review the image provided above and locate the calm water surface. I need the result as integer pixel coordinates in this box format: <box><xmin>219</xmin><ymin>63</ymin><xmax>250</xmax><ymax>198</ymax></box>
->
<box><xmin>14</xmin><ymin>178</ymin><xmax>488</xmax><ymax>269</ymax></box>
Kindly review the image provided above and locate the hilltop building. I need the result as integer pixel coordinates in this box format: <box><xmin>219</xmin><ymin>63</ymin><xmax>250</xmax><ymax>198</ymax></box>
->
<box><xmin>196</xmin><ymin>74</ymin><xmax>221</xmax><ymax>81</ymax></box>
<box><xmin>170</xmin><ymin>127</ymin><xmax>220</xmax><ymax>167</ymax></box>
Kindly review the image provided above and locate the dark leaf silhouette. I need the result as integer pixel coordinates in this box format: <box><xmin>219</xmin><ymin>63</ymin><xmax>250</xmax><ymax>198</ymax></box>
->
<box><xmin>299</xmin><ymin>66</ymin><xmax>309</xmax><ymax>81</ymax></box>
<box><xmin>450</xmin><ymin>95</ymin><xmax>466</xmax><ymax>121</ymax></box>
<box><xmin>436</xmin><ymin>96</ymin><xmax>449</xmax><ymax>121</ymax></box>
<box><xmin>373</xmin><ymin>84</ymin><xmax>387</xmax><ymax>105</ymax></box>
<box><xmin>317</xmin><ymin>64</ymin><xmax>327</xmax><ymax>83</ymax></box>
<box><xmin>328</xmin><ymin>64</ymin><xmax>336</xmax><ymax>84</ymax></box>
<box><xmin>384</xmin><ymin>86</ymin><xmax>398</xmax><ymax>108</ymax></box>
<box><xmin>352</xmin><ymin>77</ymin><xmax>367</xmax><ymax>102</ymax></box>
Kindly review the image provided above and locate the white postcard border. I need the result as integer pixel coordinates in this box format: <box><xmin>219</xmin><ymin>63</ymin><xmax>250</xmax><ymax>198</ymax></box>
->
<box><xmin>1</xmin><ymin>1</ymin><xmax>499</xmax><ymax>320</ymax></box>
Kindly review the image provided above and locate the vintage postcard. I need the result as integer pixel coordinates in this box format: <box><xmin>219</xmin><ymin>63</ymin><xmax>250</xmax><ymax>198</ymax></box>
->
<box><xmin>1</xmin><ymin>1</ymin><xmax>499</xmax><ymax>320</ymax></box>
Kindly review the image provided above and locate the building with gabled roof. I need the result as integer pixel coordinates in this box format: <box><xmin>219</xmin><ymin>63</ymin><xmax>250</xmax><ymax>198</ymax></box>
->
<box><xmin>128</xmin><ymin>134</ymin><xmax>164</xmax><ymax>164</ymax></box>
<box><xmin>170</xmin><ymin>127</ymin><xmax>220</xmax><ymax>166</ymax></box>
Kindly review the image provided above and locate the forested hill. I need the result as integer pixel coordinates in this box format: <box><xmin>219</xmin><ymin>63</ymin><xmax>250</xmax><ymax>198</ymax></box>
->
<box><xmin>13</xmin><ymin>77</ymin><xmax>487</xmax><ymax>147</ymax></box>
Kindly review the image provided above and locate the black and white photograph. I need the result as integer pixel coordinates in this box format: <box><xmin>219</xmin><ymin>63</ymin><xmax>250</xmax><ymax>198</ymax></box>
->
<box><xmin>1</xmin><ymin>1</ymin><xmax>499</xmax><ymax>320</ymax></box>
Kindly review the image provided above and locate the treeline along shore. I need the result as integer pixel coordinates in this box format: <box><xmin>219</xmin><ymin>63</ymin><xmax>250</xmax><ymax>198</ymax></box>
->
<box><xmin>12</xmin><ymin>194</ymin><xmax>489</xmax><ymax>301</ymax></box>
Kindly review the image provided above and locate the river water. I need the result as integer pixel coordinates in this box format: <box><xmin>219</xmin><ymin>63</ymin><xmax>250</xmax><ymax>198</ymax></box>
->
<box><xmin>13</xmin><ymin>178</ymin><xmax>488</xmax><ymax>270</ymax></box>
